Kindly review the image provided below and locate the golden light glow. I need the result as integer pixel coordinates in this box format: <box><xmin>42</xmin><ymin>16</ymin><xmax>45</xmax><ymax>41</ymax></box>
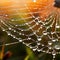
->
<box><xmin>0</xmin><ymin>0</ymin><xmax>59</xmax><ymax>20</ymax></box>
<box><xmin>33</xmin><ymin>0</ymin><xmax>36</xmax><ymax>2</ymax></box>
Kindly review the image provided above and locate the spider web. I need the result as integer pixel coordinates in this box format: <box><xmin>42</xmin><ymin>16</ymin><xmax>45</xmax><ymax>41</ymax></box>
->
<box><xmin>0</xmin><ymin>1</ymin><xmax>60</xmax><ymax>60</ymax></box>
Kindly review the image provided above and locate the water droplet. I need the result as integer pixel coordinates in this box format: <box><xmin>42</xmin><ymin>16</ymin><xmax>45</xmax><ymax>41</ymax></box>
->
<box><xmin>37</xmin><ymin>38</ymin><xmax>41</xmax><ymax>41</ymax></box>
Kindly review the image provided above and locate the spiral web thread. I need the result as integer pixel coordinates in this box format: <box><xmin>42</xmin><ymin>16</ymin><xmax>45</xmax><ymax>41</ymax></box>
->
<box><xmin>0</xmin><ymin>2</ymin><xmax>60</xmax><ymax>60</ymax></box>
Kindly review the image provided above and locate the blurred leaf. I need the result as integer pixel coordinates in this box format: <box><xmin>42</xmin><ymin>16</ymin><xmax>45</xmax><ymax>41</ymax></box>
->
<box><xmin>25</xmin><ymin>47</ymin><xmax>38</xmax><ymax>60</ymax></box>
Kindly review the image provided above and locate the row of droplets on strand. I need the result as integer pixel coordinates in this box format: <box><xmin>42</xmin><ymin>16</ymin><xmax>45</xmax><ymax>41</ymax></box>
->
<box><xmin>25</xmin><ymin>0</ymin><xmax>57</xmax><ymax>21</ymax></box>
